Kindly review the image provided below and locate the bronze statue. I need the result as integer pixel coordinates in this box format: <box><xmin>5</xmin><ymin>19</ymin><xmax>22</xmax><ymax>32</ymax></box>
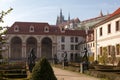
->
<box><xmin>83</xmin><ymin>48</ymin><xmax>88</xmax><ymax>62</ymax></box>
<box><xmin>82</xmin><ymin>48</ymin><xmax>89</xmax><ymax>70</ymax></box>
<box><xmin>28</xmin><ymin>48</ymin><xmax>36</xmax><ymax>72</ymax></box>
<box><xmin>62</xmin><ymin>51</ymin><xmax>68</xmax><ymax>66</ymax></box>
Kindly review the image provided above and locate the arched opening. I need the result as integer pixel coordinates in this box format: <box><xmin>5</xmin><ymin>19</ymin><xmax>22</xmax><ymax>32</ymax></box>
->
<box><xmin>41</xmin><ymin>37</ymin><xmax>52</xmax><ymax>59</ymax></box>
<box><xmin>11</xmin><ymin>37</ymin><xmax>22</xmax><ymax>60</ymax></box>
<box><xmin>26</xmin><ymin>37</ymin><xmax>37</xmax><ymax>57</ymax></box>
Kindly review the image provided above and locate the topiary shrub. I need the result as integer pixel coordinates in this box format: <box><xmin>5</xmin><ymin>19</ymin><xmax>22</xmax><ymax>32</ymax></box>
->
<box><xmin>31</xmin><ymin>58</ymin><xmax>57</xmax><ymax>80</ymax></box>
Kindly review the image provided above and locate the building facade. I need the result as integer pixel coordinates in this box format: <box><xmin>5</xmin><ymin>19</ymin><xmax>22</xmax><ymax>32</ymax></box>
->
<box><xmin>94</xmin><ymin>8</ymin><xmax>120</xmax><ymax>64</ymax></box>
<box><xmin>2</xmin><ymin>8</ymin><xmax>120</xmax><ymax>65</ymax></box>
<box><xmin>4</xmin><ymin>22</ymin><xmax>85</xmax><ymax>62</ymax></box>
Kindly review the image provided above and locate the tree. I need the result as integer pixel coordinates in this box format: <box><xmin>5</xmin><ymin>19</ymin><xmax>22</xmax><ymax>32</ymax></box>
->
<box><xmin>111</xmin><ymin>46</ymin><xmax>116</xmax><ymax>66</ymax></box>
<box><xmin>31</xmin><ymin>58</ymin><xmax>57</xmax><ymax>80</ymax></box>
<box><xmin>99</xmin><ymin>47</ymin><xmax>108</xmax><ymax>65</ymax></box>
<box><xmin>0</xmin><ymin>8</ymin><xmax>13</xmax><ymax>60</ymax></box>
<box><xmin>0</xmin><ymin>8</ymin><xmax>13</xmax><ymax>23</ymax></box>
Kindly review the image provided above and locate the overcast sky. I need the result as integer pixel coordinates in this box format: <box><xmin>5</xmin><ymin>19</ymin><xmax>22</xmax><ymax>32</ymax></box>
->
<box><xmin>0</xmin><ymin>0</ymin><xmax>120</xmax><ymax>27</ymax></box>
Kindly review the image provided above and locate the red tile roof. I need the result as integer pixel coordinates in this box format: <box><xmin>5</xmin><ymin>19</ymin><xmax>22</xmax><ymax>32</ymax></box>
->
<box><xmin>109</xmin><ymin>8</ymin><xmax>120</xmax><ymax>18</ymax></box>
<box><xmin>7</xmin><ymin>22</ymin><xmax>86</xmax><ymax>36</ymax></box>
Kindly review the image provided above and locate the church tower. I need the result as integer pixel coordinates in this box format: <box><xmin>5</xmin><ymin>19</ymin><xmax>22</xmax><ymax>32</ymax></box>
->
<box><xmin>68</xmin><ymin>13</ymin><xmax>70</xmax><ymax>22</ymax></box>
<box><xmin>56</xmin><ymin>9</ymin><xmax>64</xmax><ymax>25</ymax></box>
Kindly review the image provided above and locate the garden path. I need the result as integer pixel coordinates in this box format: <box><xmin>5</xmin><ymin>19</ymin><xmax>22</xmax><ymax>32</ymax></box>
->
<box><xmin>53</xmin><ymin>67</ymin><xmax>100</xmax><ymax>80</ymax></box>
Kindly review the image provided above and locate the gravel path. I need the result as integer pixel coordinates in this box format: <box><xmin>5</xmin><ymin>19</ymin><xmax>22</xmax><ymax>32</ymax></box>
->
<box><xmin>53</xmin><ymin>67</ymin><xmax>100</xmax><ymax>80</ymax></box>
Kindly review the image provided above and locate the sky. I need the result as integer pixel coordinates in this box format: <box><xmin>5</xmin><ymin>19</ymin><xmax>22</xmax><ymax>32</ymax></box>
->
<box><xmin>0</xmin><ymin>0</ymin><xmax>120</xmax><ymax>27</ymax></box>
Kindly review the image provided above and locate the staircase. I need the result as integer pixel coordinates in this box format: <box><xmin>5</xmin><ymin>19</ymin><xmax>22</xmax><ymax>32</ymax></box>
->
<box><xmin>0</xmin><ymin>62</ymin><xmax>28</xmax><ymax>79</ymax></box>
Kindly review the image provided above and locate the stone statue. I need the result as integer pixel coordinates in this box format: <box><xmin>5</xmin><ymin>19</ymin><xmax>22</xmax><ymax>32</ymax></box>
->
<box><xmin>54</xmin><ymin>54</ymin><xmax>58</xmax><ymax>64</ymax></box>
<box><xmin>28</xmin><ymin>48</ymin><xmax>36</xmax><ymax>72</ymax></box>
<box><xmin>62</xmin><ymin>51</ymin><xmax>68</xmax><ymax>66</ymax></box>
<box><xmin>82</xmin><ymin>48</ymin><xmax>89</xmax><ymax>70</ymax></box>
<box><xmin>83</xmin><ymin>48</ymin><xmax>88</xmax><ymax>62</ymax></box>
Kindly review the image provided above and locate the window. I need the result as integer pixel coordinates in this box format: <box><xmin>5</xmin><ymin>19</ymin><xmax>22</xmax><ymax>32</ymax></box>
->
<box><xmin>30</xmin><ymin>26</ymin><xmax>34</xmax><ymax>32</ymax></box>
<box><xmin>99</xmin><ymin>27</ymin><xmax>102</xmax><ymax>36</ymax></box>
<box><xmin>44</xmin><ymin>26</ymin><xmax>49</xmax><ymax>32</ymax></box>
<box><xmin>93</xmin><ymin>43</ymin><xmax>94</xmax><ymax>47</ymax></box>
<box><xmin>61</xmin><ymin>44</ymin><xmax>65</xmax><ymax>50</ymax></box>
<box><xmin>107</xmin><ymin>46</ymin><xmax>111</xmax><ymax>55</ymax></box>
<box><xmin>75</xmin><ymin>45</ymin><xmax>78</xmax><ymax>50</ymax></box>
<box><xmin>100</xmin><ymin>47</ymin><xmax>102</xmax><ymax>56</ymax></box>
<box><xmin>75</xmin><ymin>37</ymin><xmax>78</xmax><ymax>43</ymax></box>
<box><xmin>70</xmin><ymin>53</ymin><xmax>73</xmax><ymax>61</ymax></box>
<box><xmin>71</xmin><ymin>45</ymin><xmax>74</xmax><ymax>50</ymax></box>
<box><xmin>61</xmin><ymin>27</ymin><xmax>65</xmax><ymax>32</ymax></box>
<box><xmin>91</xmin><ymin>43</ymin><xmax>92</xmax><ymax>47</ymax></box>
<box><xmin>62</xmin><ymin>28</ymin><xmax>64</xmax><ymax>31</ymax></box>
<box><xmin>116</xmin><ymin>21</ymin><xmax>119</xmax><ymax>31</ymax></box>
<box><xmin>91</xmin><ymin>34</ymin><xmax>94</xmax><ymax>40</ymax></box>
<box><xmin>108</xmin><ymin>24</ymin><xmax>111</xmax><ymax>33</ymax></box>
<box><xmin>116</xmin><ymin>44</ymin><xmax>120</xmax><ymax>55</ymax></box>
<box><xmin>70</xmin><ymin>37</ymin><xmax>74</xmax><ymax>42</ymax></box>
<box><xmin>14</xmin><ymin>25</ymin><xmax>19</xmax><ymax>32</ymax></box>
<box><xmin>61</xmin><ymin>36</ymin><xmax>65</xmax><ymax>42</ymax></box>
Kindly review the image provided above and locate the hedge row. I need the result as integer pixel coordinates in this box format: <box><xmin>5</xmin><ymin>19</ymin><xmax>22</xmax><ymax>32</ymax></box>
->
<box><xmin>85</xmin><ymin>70</ymin><xmax>120</xmax><ymax>80</ymax></box>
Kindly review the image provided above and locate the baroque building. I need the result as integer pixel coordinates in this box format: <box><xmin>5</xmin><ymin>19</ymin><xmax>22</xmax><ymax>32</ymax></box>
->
<box><xmin>94</xmin><ymin>8</ymin><xmax>120</xmax><ymax>64</ymax></box>
<box><xmin>2</xmin><ymin>8</ymin><xmax>120</xmax><ymax>65</ymax></box>
<box><xmin>4</xmin><ymin>22</ymin><xmax>85</xmax><ymax>62</ymax></box>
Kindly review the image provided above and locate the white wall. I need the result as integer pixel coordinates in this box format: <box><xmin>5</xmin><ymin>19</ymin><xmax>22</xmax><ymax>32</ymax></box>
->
<box><xmin>95</xmin><ymin>16</ymin><xmax>120</xmax><ymax>59</ymax></box>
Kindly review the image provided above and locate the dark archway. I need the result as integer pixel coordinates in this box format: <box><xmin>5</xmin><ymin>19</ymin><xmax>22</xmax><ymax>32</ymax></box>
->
<box><xmin>41</xmin><ymin>37</ymin><xmax>52</xmax><ymax>59</ymax></box>
<box><xmin>11</xmin><ymin>37</ymin><xmax>22</xmax><ymax>60</ymax></box>
<box><xmin>26</xmin><ymin>37</ymin><xmax>37</xmax><ymax>57</ymax></box>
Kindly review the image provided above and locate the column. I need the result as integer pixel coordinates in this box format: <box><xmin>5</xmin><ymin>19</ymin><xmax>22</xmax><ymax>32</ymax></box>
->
<box><xmin>37</xmin><ymin>43</ymin><xmax>41</xmax><ymax>58</ymax></box>
<box><xmin>22</xmin><ymin>43</ymin><xmax>26</xmax><ymax>59</ymax></box>
<box><xmin>52</xmin><ymin>43</ymin><xmax>57</xmax><ymax>58</ymax></box>
<box><xmin>7</xmin><ymin>44</ymin><xmax>10</xmax><ymax>59</ymax></box>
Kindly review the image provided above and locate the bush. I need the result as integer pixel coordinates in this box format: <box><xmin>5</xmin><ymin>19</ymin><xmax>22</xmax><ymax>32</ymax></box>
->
<box><xmin>31</xmin><ymin>58</ymin><xmax>57</xmax><ymax>80</ymax></box>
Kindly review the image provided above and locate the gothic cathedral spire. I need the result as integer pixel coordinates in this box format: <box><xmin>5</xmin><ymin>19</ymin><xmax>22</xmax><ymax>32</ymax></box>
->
<box><xmin>100</xmin><ymin>10</ymin><xmax>103</xmax><ymax>17</ymax></box>
<box><xmin>68</xmin><ymin>13</ymin><xmax>70</xmax><ymax>21</ymax></box>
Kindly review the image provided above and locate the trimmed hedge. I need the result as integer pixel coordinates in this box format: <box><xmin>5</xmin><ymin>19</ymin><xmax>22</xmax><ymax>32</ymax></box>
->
<box><xmin>85</xmin><ymin>70</ymin><xmax>120</xmax><ymax>80</ymax></box>
<box><xmin>31</xmin><ymin>58</ymin><xmax>57</xmax><ymax>80</ymax></box>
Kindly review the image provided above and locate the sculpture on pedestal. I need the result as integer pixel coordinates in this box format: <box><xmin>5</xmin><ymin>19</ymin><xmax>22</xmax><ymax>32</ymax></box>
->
<box><xmin>82</xmin><ymin>48</ymin><xmax>89</xmax><ymax>70</ymax></box>
<box><xmin>27</xmin><ymin>48</ymin><xmax>36</xmax><ymax>72</ymax></box>
<box><xmin>62</xmin><ymin>51</ymin><xmax>68</xmax><ymax>66</ymax></box>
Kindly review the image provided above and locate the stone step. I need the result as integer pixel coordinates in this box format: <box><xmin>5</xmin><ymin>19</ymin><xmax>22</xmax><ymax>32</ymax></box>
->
<box><xmin>3</xmin><ymin>73</ymin><xmax>27</xmax><ymax>78</ymax></box>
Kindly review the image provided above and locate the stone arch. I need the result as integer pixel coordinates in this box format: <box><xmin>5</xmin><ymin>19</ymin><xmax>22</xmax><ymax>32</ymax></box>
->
<box><xmin>26</xmin><ymin>37</ymin><xmax>37</xmax><ymax>57</ymax></box>
<box><xmin>41</xmin><ymin>37</ymin><xmax>52</xmax><ymax>59</ymax></box>
<box><xmin>10</xmin><ymin>36</ymin><xmax>22</xmax><ymax>60</ymax></box>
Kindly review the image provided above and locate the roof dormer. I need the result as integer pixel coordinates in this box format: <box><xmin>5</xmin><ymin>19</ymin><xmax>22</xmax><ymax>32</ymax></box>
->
<box><xmin>14</xmin><ymin>25</ymin><xmax>19</xmax><ymax>32</ymax></box>
<box><xmin>29</xmin><ymin>25</ymin><xmax>34</xmax><ymax>32</ymax></box>
<box><xmin>44</xmin><ymin>26</ymin><xmax>49</xmax><ymax>33</ymax></box>
<box><xmin>60</xmin><ymin>27</ymin><xmax>65</xmax><ymax>33</ymax></box>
